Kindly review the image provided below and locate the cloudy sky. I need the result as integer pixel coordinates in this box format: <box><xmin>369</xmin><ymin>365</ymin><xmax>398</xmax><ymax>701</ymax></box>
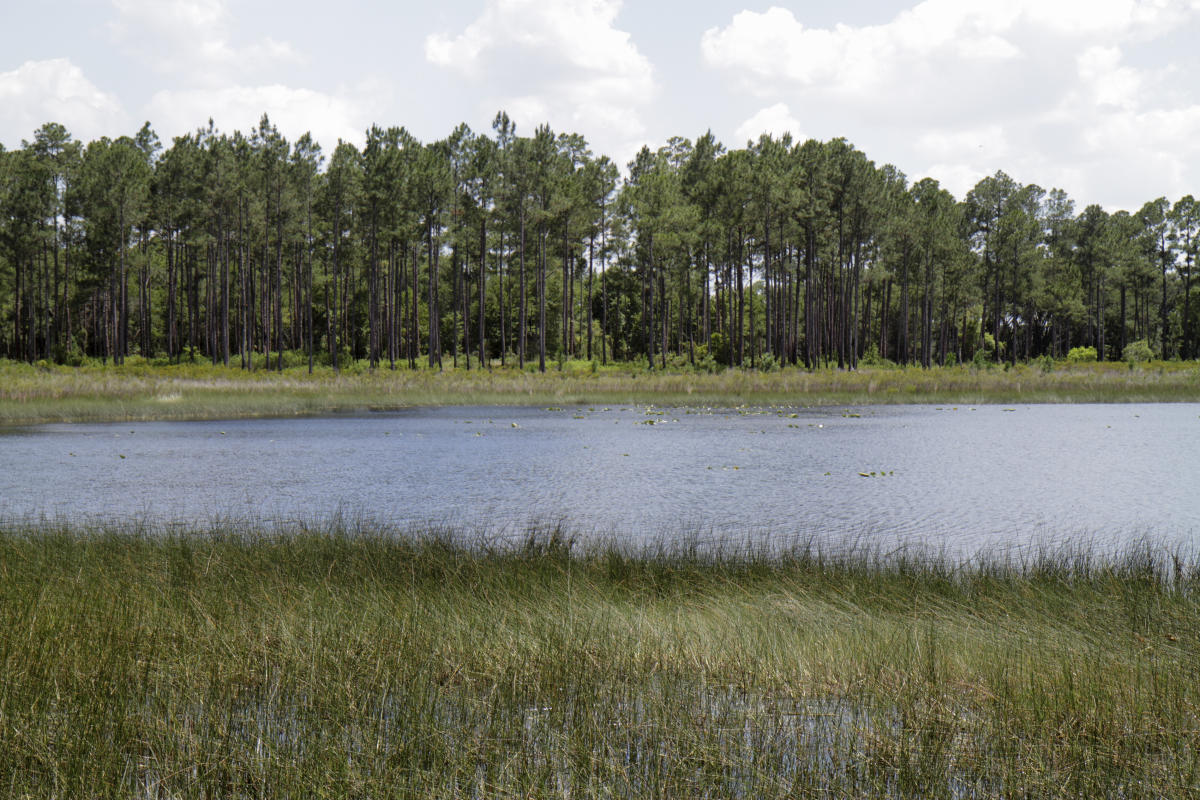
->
<box><xmin>4</xmin><ymin>0</ymin><xmax>1200</xmax><ymax>210</ymax></box>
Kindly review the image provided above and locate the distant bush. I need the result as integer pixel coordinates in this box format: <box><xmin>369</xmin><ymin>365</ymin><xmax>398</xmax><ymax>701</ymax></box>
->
<box><xmin>52</xmin><ymin>340</ymin><xmax>87</xmax><ymax>366</ymax></box>
<box><xmin>983</xmin><ymin>332</ymin><xmax>1004</xmax><ymax>358</ymax></box>
<box><xmin>1067</xmin><ymin>346</ymin><xmax>1098</xmax><ymax>363</ymax></box>
<box><xmin>971</xmin><ymin>333</ymin><xmax>1003</xmax><ymax>369</ymax></box>
<box><xmin>691</xmin><ymin>344</ymin><xmax>721</xmax><ymax>373</ymax></box>
<box><xmin>708</xmin><ymin>332</ymin><xmax>731</xmax><ymax>365</ymax></box>
<box><xmin>860</xmin><ymin>345</ymin><xmax>898</xmax><ymax>369</ymax></box>
<box><xmin>1122</xmin><ymin>339</ymin><xmax>1155</xmax><ymax>364</ymax></box>
<box><xmin>1036</xmin><ymin>354</ymin><xmax>1055</xmax><ymax>373</ymax></box>
<box><xmin>758</xmin><ymin>353</ymin><xmax>780</xmax><ymax>372</ymax></box>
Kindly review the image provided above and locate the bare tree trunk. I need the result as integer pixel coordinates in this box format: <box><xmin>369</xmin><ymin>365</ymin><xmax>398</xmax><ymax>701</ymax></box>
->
<box><xmin>519</xmin><ymin>207</ymin><xmax>527</xmax><ymax>369</ymax></box>
<box><xmin>479</xmin><ymin>218</ymin><xmax>488</xmax><ymax>369</ymax></box>
<box><xmin>537</xmin><ymin>226</ymin><xmax>546</xmax><ymax>373</ymax></box>
<box><xmin>222</xmin><ymin>230</ymin><xmax>230</xmax><ymax>366</ymax></box>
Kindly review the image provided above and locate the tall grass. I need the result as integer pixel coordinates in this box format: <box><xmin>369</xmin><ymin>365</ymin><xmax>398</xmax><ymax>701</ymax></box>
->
<box><xmin>2</xmin><ymin>358</ymin><xmax>1200</xmax><ymax>423</ymax></box>
<box><xmin>1</xmin><ymin>520</ymin><xmax>1197</xmax><ymax>797</ymax></box>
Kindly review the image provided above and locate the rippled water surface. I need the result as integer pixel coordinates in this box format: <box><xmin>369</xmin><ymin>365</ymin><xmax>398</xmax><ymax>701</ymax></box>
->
<box><xmin>2</xmin><ymin>403</ymin><xmax>1197</xmax><ymax>550</ymax></box>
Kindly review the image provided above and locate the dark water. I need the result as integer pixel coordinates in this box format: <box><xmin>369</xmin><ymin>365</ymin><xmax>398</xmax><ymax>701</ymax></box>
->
<box><xmin>1</xmin><ymin>403</ymin><xmax>1197</xmax><ymax>551</ymax></box>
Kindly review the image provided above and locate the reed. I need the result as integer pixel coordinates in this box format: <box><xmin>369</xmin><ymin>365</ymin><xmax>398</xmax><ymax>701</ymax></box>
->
<box><xmin>2</xmin><ymin>358</ymin><xmax>1199</xmax><ymax>424</ymax></box>
<box><xmin>1</xmin><ymin>519</ymin><xmax>1196</xmax><ymax>798</ymax></box>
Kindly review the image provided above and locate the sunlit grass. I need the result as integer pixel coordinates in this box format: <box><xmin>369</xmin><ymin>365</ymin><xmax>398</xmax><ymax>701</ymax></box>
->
<box><xmin>2</xmin><ymin>357</ymin><xmax>1199</xmax><ymax>423</ymax></box>
<box><xmin>1</xmin><ymin>520</ymin><xmax>1197</xmax><ymax>797</ymax></box>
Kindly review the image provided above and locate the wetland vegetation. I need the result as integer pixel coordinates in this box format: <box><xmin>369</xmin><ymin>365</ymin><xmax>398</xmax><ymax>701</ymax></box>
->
<box><xmin>1</xmin><ymin>521</ymin><xmax>1197</xmax><ymax>798</ymax></box>
<box><xmin>3</xmin><ymin>358</ymin><xmax>1200</xmax><ymax>424</ymax></box>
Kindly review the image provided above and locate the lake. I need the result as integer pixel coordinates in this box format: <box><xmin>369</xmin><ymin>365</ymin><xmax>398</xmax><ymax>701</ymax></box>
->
<box><xmin>1</xmin><ymin>403</ymin><xmax>1197</xmax><ymax>553</ymax></box>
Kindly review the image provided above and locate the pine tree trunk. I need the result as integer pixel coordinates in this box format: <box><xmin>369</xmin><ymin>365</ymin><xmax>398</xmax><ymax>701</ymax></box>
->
<box><xmin>519</xmin><ymin>207</ymin><xmax>527</xmax><ymax>369</ymax></box>
<box><xmin>586</xmin><ymin>233</ymin><xmax>594</xmax><ymax>361</ymax></box>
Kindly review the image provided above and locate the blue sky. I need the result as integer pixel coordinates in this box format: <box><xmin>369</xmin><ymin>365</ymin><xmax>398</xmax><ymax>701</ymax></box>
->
<box><xmin>4</xmin><ymin>0</ymin><xmax>1200</xmax><ymax>210</ymax></box>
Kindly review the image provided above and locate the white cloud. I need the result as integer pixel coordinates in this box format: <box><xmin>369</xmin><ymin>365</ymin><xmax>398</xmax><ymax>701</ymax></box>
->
<box><xmin>425</xmin><ymin>0</ymin><xmax>654</xmax><ymax>157</ymax></box>
<box><xmin>108</xmin><ymin>0</ymin><xmax>301</xmax><ymax>84</ymax></box>
<box><xmin>1022</xmin><ymin>0</ymin><xmax>1194</xmax><ymax>37</ymax></box>
<box><xmin>102</xmin><ymin>0</ymin><xmax>357</xmax><ymax>151</ymax></box>
<box><xmin>734</xmin><ymin>103</ymin><xmax>803</xmax><ymax>146</ymax></box>
<box><xmin>702</xmin><ymin>1</ymin><xmax>1194</xmax><ymax>93</ymax></box>
<box><xmin>700</xmin><ymin>4</ymin><xmax>1026</xmax><ymax>96</ymax></box>
<box><xmin>0</xmin><ymin>59</ymin><xmax>128</xmax><ymax>147</ymax></box>
<box><xmin>916</xmin><ymin>125</ymin><xmax>1008</xmax><ymax>158</ymax></box>
<box><xmin>701</xmin><ymin>1</ymin><xmax>1200</xmax><ymax>210</ymax></box>
<box><xmin>426</xmin><ymin>0</ymin><xmax>650</xmax><ymax>80</ymax></box>
<box><xmin>1076</xmin><ymin>46</ymin><xmax>1143</xmax><ymax>109</ymax></box>
<box><xmin>143</xmin><ymin>85</ymin><xmax>368</xmax><ymax>150</ymax></box>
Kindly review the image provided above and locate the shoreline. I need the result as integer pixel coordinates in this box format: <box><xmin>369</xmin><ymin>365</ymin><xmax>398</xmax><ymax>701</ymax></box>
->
<box><xmin>3</xmin><ymin>359</ymin><xmax>1200</xmax><ymax>424</ymax></box>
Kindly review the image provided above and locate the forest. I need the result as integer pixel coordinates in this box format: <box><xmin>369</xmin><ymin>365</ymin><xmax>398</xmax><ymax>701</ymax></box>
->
<box><xmin>1</xmin><ymin>112</ymin><xmax>1196</xmax><ymax>372</ymax></box>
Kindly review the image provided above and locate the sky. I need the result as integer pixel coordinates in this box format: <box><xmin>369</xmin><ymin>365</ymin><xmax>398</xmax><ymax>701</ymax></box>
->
<box><xmin>4</xmin><ymin>0</ymin><xmax>1200</xmax><ymax>211</ymax></box>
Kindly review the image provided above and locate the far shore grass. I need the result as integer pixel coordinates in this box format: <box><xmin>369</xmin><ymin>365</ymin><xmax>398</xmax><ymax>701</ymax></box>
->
<box><xmin>3</xmin><ymin>356</ymin><xmax>1200</xmax><ymax>424</ymax></box>
<box><xmin>1</xmin><ymin>521</ymin><xmax>1197</xmax><ymax>798</ymax></box>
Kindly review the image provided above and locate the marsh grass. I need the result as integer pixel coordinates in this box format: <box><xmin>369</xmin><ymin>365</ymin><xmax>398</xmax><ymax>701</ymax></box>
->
<box><xmin>2</xmin><ymin>358</ymin><xmax>1200</xmax><ymax>423</ymax></box>
<box><xmin>1</xmin><ymin>520</ymin><xmax>1198</xmax><ymax>798</ymax></box>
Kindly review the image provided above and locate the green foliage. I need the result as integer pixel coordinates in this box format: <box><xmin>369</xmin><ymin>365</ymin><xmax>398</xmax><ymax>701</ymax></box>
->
<box><xmin>1123</xmin><ymin>339</ymin><xmax>1156</xmax><ymax>363</ymax></box>
<box><xmin>859</xmin><ymin>344</ymin><xmax>898</xmax><ymax>369</ymax></box>
<box><xmin>1</xmin><ymin>524</ymin><xmax>1198</xmax><ymax>797</ymax></box>
<box><xmin>708</xmin><ymin>331</ymin><xmax>731</xmax><ymax>366</ymax></box>
<box><xmin>1036</xmin><ymin>354</ymin><xmax>1056</xmax><ymax>373</ymax></box>
<box><xmin>1067</xmin><ymin>345</ymin><xmax>1098</xmax><ymax>363</ymax></box>
<box><xmin>6</xmin><ymin>117</ymin><xmax>1200</xmax><ymax>372</ymax></box>
<box><xmin>982</xmin><ymin>332</ymin><xmax>997</xmax><ymax>357</ymax></box>
<box><xmin>695</xmin><ymin>352</ymin><xmax>721</xmax><ymax>374</ymax></box>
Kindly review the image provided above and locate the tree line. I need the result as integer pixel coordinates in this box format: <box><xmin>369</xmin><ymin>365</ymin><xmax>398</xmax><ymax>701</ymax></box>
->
<box><xmin>1</xmin><ymin>113</ymin><xmax>1196</xmax><ymax>371</ymax></box>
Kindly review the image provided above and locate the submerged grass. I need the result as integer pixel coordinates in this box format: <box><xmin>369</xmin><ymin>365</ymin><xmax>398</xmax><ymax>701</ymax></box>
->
<box><xmin>2</xmin><ymin>358</ymin><xmax>1200</xmax><ymax>423</ymax></box>
<box><xmin>2</xmin><ymin>520</ymin><xmax>1198</xmax><ymax>798</ymax></box>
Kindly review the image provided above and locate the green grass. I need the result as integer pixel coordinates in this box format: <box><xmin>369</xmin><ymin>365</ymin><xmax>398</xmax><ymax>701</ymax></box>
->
<box><xmin>3</xmin><ymin>357</ymin><xmax>1200</xmax><ymax>424</ymax></box>
<box><xmin>1</xmin><ymin>520</ymin><xmax>1198</xmax><ymax>797</ymax></box>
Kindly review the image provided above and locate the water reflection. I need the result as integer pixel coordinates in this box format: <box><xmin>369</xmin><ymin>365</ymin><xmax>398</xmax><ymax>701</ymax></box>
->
<box><xmin>1</xmin><ymin>403</ymin><xmax>1197</xmax><ymax>551</ymax></box>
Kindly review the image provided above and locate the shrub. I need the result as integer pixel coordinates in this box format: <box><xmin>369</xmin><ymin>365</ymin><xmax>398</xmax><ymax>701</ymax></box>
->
<box><xmin>663</xmin><ymin>353</ymin><xmax>692</xmax><ymax>371</ymax></box>
<box><xmin>1122</xmin><ymin>339</ymin><xmax>1155</xmax><ymax>364</ymax></box>
<box><xmin>52</xmin><ymin>340</ymin><xmax>87</xmax><ymax>366</ymax></box>
<box><xmin>695</xmin><ymin>353</ymin><xmax>721</xmax><ymax>373</ymax></box>
<box><xmin>1067</xmin><ymin>346</ymin><xmax>1098</xmax><ymax>363</ymax></box>
<box><xmin>860</xmin><ymin>345</ymin><xmax>897</xmax><ymax>368</ymax></box>
<box><xmin>276</xmin><ymin>349</ymin><xmax>312</xmax><ymax>369</ymax></box>
<box><xmin>691</xmin><ymin>345</ymin><xmax>721</xmax><ymax>373</ymax></box>
<box><xmin>758</xmin><ymin>353</ymin><xmax>780</xmax><ymax>372</ymax></box>
<box><xmin>708</xmin><ymin>332</ymin><xmax>731</xmax><ymax>366</ymax></box>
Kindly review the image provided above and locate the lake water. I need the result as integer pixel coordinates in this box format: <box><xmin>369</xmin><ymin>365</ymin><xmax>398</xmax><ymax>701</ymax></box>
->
<box><xmin>1</xmin><ymin>403</ymin><xmax>1197</xmax><ymax>553</ymax></box>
